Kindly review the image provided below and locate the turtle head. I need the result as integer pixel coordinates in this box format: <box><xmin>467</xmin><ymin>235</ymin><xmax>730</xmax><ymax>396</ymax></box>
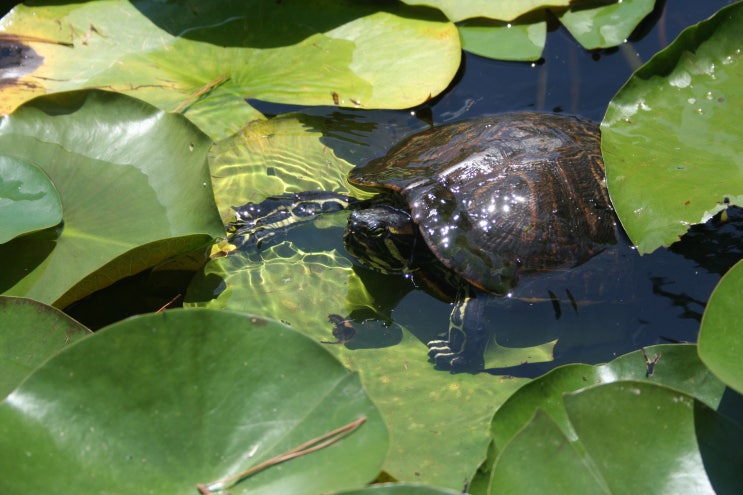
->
<box><xmin>343</xmin><ymin>205</ymin><xmax>419</xmax><ymax>274</ymax></box>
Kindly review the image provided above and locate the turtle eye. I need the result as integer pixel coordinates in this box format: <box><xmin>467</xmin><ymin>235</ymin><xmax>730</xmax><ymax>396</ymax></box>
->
<box><xmin>370</xmin><ymin>227</ymin><xmax>387</xmax><ymax>239</ymax></box>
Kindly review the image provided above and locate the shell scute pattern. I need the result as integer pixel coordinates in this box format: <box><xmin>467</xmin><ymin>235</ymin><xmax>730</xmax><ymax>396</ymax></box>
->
<box><xmin>349</xmin><ymin>112</ymin><xmax>617</xmax><ymax>295</ymax></box>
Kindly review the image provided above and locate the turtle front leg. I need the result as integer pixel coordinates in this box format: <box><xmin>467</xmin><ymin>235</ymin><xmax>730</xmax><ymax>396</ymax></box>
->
<box><xmin>427</xmin><ymin>286</ymin><xmax>488</xmax><ymax>372</ymax></box>
<box><xmin>228</xmin><ymin>191</ymin><xmax>356</xmax><ymax>248</ymax></box>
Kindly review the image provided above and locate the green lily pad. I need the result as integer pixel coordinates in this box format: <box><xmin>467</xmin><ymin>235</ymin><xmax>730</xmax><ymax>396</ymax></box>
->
<box><xmin>0</xmin><ymin>309</ymin><xmax>387</xmax><ymax>494</ymax></box>
<box><xmin>487</xmin><ymin>344</ymin><xmax>728</xmax><ymax>461</ymax></box>
<box><xmin>404</xmin><ymin>0</ymin><xmax>652</xmax><ymax>60</ymax></box>
<box><xmin>0</xmin><ymin>0</ymin><xmax>460</xmax><ymax>140</ymax></box>
<box><xmin>0</xmin><ymin>90</ymin><xmax>224</xmax><ymax>308</ymax></box>
<box><xmin>400</xmin><ymin>0</ymin><xmax>568</xmax><ymax>22</ymax></box>
<box><xmin>339</xmin><ymin>484</ymin><xmax>464</xmax><ymax>494</ymax></box>
<box><xmin>699</xmin><ymin>259</ymin><xmax>743</xmax><ymax>395</ymax></box>
<box><xmin>491</xmin><ymin>381</ymin><xmax>743</xmax><ymax>494</ymax></box>
<box><xmin>602</xmin><ymin>1</ymin><xmax>743</xmax><ymax>253</ymax></box>
<box><xmin>557</xmin><ymin>0</ymin><xmax>655</xmax><ymax>50</ymax></box>
<box><xmin>489</xmin><ymin>409</ymin><xmax>607</xmax><ymax>493</ymax></box>
<box><xmin>0</xmin><ymin>156</ymin><xmax>62</xmax><ymax>244</ymax></box>
<box><xmin>0</xmin><ymin>296</ymin><xmax>90</xmax><ymax>400</ymax></box>
<box><xmin>457</xmin><ymin>15</ymin><xmax>546</xmax><ymax>62</ymax></box>
<box><xmin>186</xmin><ymin>238</ymin><xmax>528</xmax><ymax>488</ymax></box>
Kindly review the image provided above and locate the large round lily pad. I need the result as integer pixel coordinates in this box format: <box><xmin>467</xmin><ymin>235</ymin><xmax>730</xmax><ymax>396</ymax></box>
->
<box><xmin>0</xmin><ymin>90</ymin><xmax>224</xmax><ymax>307</ymax></box>
<box><xmin>0</xmin><ymin>308</ymin><xmax>387</xmax><ymax>494</ymax></box>
<box><xmin>602</xmin><ymin>1</ymin><xmax>743</xmax><ymax>253</ymax></box>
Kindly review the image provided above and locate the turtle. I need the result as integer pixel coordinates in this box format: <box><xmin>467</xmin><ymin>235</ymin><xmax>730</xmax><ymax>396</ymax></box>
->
<box><xmin>228</xmin><ymin>111</ymin><xmax>619</xmax><ymax>371</ymax></box>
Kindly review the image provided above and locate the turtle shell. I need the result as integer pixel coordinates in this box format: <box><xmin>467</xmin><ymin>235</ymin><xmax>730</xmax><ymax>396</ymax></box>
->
<box><xmin>348</xmin><ymin>112</ymin><xmax>617</xmax><ymax>295</ymax></box>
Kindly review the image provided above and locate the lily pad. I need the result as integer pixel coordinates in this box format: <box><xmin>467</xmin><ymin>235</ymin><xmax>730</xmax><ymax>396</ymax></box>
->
<box><xmin>489</xmin><ymin>409</ymin><xmax>607</xmax><ymax>493</ymax></box>
<box><xmin>0</xmin><ymin>309</ymin><xmax>387</xmax><ymax>494</ymax></box>
<box><xmin>0</xmin><ymin>156</ymin><xmax>62</xmax><ymax>244</ymax></box>
<box><xmin>699</xmin><ymin>259</ymin><xmax>743</xmax><ymax>395</ymax></box>
<box><xmin>557</xmin><ymin>0</ymin><xmax>655</xmax><ymax>50</ymax></box>
<box><xmin>404</xmin><ymin>0</ymin><xmax>653</xmax><ymax>60</ymax></box>
<box><xmin>0</xmin><ymin>0</ymin><xmax>461</xmax><ymax>140</ymax></box>
<box><xmin>457</xmin><ymin>16</ymin><xmax>546</xmax><ymax>62</ymax></box>
<box><xmin>339</xmin><ymin>484</ymin><xmax>464</xmax><ymax>494</ymax></box>
<box><xmin>0</xmin><ymin>90</ymin><xmax>224</xmax><ymax>308</ymax></box>
<box><xmin>400</xmin><ymin>0</ymin><xmax>568</xmax><ymax>22</ymax></box>
<box><xmin>602</xmin><ymin>1</ymin><xmax>743</xmax><ymax>253</ymax></box>
<box><xmin>490</xmin><ymin>381</ymin><xmax>743</xmax><ymax>494</ymax></box>
<box><xmin>487</xmin><ymin>344</ymin><xmax>728</xmax><ymax>461</ymax></box>
<box><xmin>0</xmin><ymin>296</ymin><xmax>90</xmax><ymax>400</ymax></box>
<box><xmin>186</xmin><ymin>238</ymin><xmax>527</xmax><ymax>488</ymax></box>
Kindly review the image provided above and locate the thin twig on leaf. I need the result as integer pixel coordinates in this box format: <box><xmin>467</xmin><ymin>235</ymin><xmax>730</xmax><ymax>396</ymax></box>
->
<box><xmin>197</xmin><ymin>416</ymin><xmax>367</xmax><ymax>493</ymax></box>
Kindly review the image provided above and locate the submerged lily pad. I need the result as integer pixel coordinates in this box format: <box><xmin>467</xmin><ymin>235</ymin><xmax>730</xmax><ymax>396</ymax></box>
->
<box><xmin>0</xmin><ymin>0</ymin><xmax>460</xmax><ymax>140</ymax></box>
<box><xmin>0</xmin><ymin>90</ymin><xmax>224</xmax><ymax>307</ymax></box>
<box><xmin>209</xmin><ymin>114</ymin><xmax>370</xmax><ymax>223</ymax></box>
<box><xmin>602</xmin><ymin>1</ymin><xmax>743</xmax><ymax>253</ymax></box>
<box><xmin>187</xmin><ymin>241</ymin><xmax>355</xmax><ymax>329</ymax></box>
<box><xmin>0</xmin><ymin>309</ymin><xmax>387</xmax><ymax>494</ymax></box>
<box><xmin>0</xmin><ymin>156</ymin><xmax>62</xmax><ymax>244</ymax></box>
<box><xmin>0</xmin><ymin>296</ymin><xmax>90</xmax><ymax>400</ymax></box>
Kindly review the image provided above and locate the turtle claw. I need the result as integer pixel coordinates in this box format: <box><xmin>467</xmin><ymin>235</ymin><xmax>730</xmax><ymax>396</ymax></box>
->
<box><xmin>427</xmin><ymin>340</ymin><xmax>482</xmax><ymax>372</ymax></box>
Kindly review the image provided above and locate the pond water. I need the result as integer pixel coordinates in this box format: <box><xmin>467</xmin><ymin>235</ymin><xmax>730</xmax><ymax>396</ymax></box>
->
<box><xmin>238</xmin><ymin>0</ymin><xmax>740</xmax><ymax>376</ymax></box>
<box><xmin>67</xmin><ymin>1</ymin><xmax>741</xmax><ymax>378</ymax></box>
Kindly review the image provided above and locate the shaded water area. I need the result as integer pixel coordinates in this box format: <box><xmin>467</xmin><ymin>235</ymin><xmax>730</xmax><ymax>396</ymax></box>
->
<box><xmin>69</xmin><ymin>1</ymin><xmax>741</xmax><ymax>377</ymax></box>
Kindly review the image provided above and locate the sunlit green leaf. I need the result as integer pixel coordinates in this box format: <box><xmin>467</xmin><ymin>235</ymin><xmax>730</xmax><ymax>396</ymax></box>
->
<box><xmin>0</xmin><ymin>156</ymin><xmax>62</xmax><ymax>244</ymax></box>
<box><xmin>0</xmin><ymin>90</ymin><xmax>223</xmax><ymax>307</ymax></box>
<box><xmin>699</xmin><ymin>259</ymin><xmax>743</xmax><ymax>395</ymax></box>
<box><xmin>0</xmin><ymin>296</ymin><xmax>90</xmax><ymax>400</ymax></box>
<box><xmin>0</xmin><ymin>0</ymin><xmax>460</xmax><ymax>140</ymax></box>
<box><xmin>0</xmin><ymin>309</ymin><xmax>387</xmax><ymax>494</ymax></box>
<box><xmin>602</xmin><ymin>1</ymin><xmax>743</xmax><ymax>253</ymax></box>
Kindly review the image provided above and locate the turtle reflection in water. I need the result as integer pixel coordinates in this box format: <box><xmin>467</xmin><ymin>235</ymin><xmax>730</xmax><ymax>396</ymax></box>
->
<box><xmin>229</xmin><ymin>112</ymin><xmax>622</xmax><ymax>372</ymax></box>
